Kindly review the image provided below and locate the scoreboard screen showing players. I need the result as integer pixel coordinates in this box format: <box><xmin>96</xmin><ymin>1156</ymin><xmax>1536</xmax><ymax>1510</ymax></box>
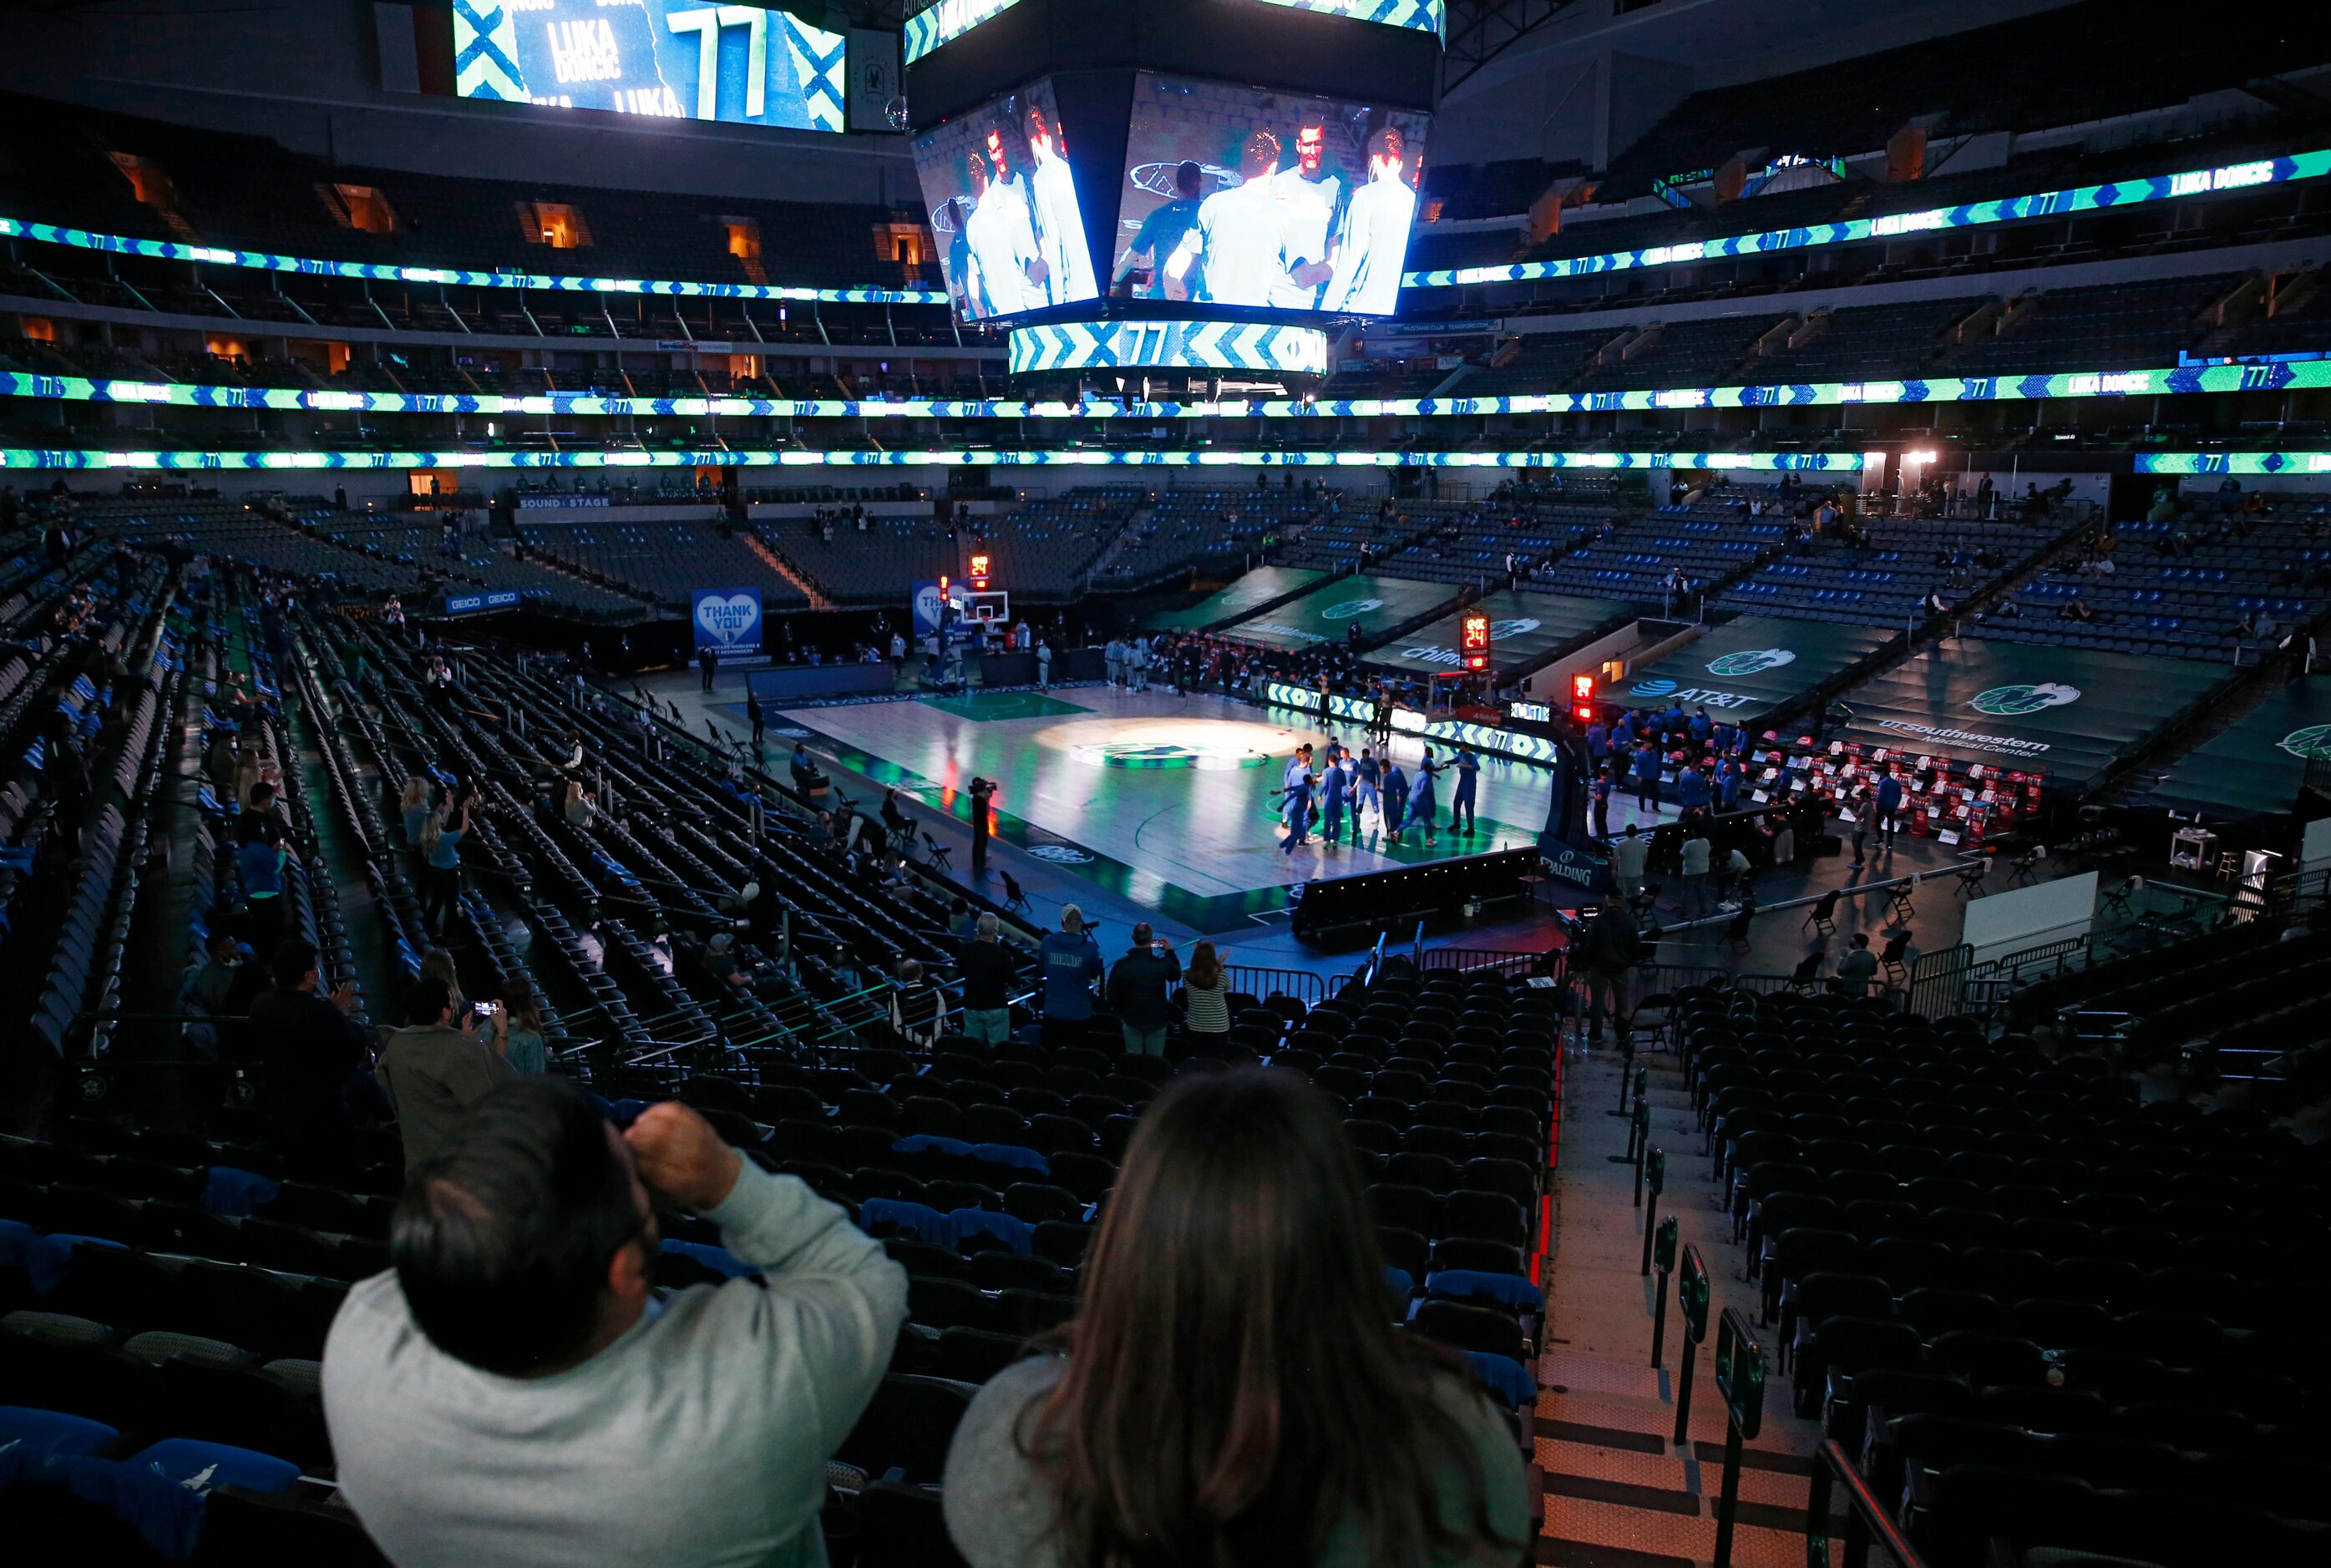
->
<box><xmin>911</xmin><ymin>78</ymin><xmax>1102</xmax><ymax>322</ymax></box>
<box><xmin>453</xmin><ymin>0</ymin><xmax>846</xmax><ymax>134</ymax></box>
<box><xmin>1243</xmin><ymin>0</ymin><xmax>1446</xmax><ymax>40</ymax></box>
<box><xmin>1111</xmin><ymin>73</ymin><xmax>1429</xmax><ymax>316</ymax></box>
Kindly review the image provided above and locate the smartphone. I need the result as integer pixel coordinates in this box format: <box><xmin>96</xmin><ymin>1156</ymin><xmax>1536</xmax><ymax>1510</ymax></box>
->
<box><xmin>473</xmin><ymin>1002</ymin><xmax>494</xmax><ymax>1016</ymax></box>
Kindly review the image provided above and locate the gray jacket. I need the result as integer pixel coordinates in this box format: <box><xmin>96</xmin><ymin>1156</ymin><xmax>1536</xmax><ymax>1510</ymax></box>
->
<box><xmin>377</xmin><ymin>1022</ymin><xmax>515</xmax><ymax>1171</ymax></box>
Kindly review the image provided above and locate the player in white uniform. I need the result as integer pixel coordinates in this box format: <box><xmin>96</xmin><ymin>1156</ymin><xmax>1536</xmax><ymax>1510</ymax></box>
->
<box><xmin>1323</xmin><ymin>125</ymin><xmax>1418</xmax><ymax>317</ymax></box>
<box><xmin>1025</xmin><ymin>104</ymin><xmax>1095</xmax><ymax>306</ymax></box>
<box><xmin>1270</xmin><ymin>120</ymin><xmax>1345</xmax><ymax>311</ymax></box>
<box><xmin>962</xmin><ymin>153</ymin><xmax>1044</xmax><ymax>318</ymax></box>
<box><xmin>1163</xmin><ymin>130</ymin><xmax>1286</xmax><ymax>309</ymax></box>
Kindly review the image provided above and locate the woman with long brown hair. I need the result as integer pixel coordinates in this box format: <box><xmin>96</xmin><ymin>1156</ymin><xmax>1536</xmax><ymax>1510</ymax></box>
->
<box><xmin>942</xmin><ymin>1068</ymin><xmax>1527</xmax><ymax>1567</ymax></box>
<box><xmin>1179</xmin><ymin>938</ymin><xmax>1231</xmax><ymax>1050</ymax></box>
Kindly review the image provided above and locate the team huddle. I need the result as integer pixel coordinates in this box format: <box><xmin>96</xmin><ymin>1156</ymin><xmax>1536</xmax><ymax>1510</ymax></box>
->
<box><xmin>1114</xmin><ymin>120</ymin><xmax>1419</xmax><ymax>315</ymax></box>
<box><xmin>935</xmin><ymin>102</ymin><xmax>1099</xmax><ymax>321</ymax></box>
<box><xmin>1274</xmin><ymin>735</ymin><xmax>1482</xmax><ymax>855</ymax></box>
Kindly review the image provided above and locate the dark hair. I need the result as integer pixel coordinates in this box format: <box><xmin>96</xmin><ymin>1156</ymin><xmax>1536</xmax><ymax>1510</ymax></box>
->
<box><xmin>391</xmin><ymin>1078</ymin><xmax>645</xmax><ymax>1375</ymax></box>
<box><xmin>1173</xmin><ymin>159</ymin><xmax>1201</xmax><ymax>199</ymax></box>
<box><xmin>271</xmin><ymin>938</ymin><xmax>319</xmax><ymax>987</ymax></box>
<box><xmin>406</xmin><ymin>976</ymin><xmax>453</xmax><ymax>1025</ymax></box>
<box><xmin>1017</xmin><ymin>1069</ymin><xmax>1513</xmax><ymax>1566</ymax></box>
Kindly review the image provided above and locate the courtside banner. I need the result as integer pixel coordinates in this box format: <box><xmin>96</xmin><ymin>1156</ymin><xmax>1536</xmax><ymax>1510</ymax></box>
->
<box><xmin>1147</xmin><ymin>566</ymin><xmax>1329</xmax><ymax>631</ymax></box>
<box><xmin>1362</xmin><ymin>590</ymin><xmax>1630</xmax><ymax>676</ymax></box>
<box><xmin>2138</xmin><ymin>680</ymin><xmax>2331</xmax><ymax>818</ymax></box>
<box><xmin>1830</xmin><ymin>639</ymin><xmax>2224</xmax><ymax>792</ymax></box>
<box><xmin>1219</xmin><ymin>574</ymin><xmax>1457</xmax><ymax>652</ymax></box>
<box><xmin>1612</xmin><ymin>616</ymin><xmax>1899</xmax><ymax>726</ymax></box>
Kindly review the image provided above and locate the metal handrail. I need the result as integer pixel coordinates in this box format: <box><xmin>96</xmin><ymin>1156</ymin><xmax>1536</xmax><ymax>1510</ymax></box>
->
<box><xmin>1803</xmin><ymin>1439</ymin><xmax>1928</xmax><ymax>1568</ymax></box>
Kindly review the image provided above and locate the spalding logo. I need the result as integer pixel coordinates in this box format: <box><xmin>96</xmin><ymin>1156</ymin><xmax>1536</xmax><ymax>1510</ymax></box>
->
<box><xmin>1969</xmin><ymin>682</ymin><xmax>2082</xmax><ymax>717</ymax></box>
<box><xmin>695</xmin><ymin>592</ymin><xmax>759</xmax><ymax>647</ymax></box>
<box><xmin>1706</xmin><ymin>648</ymin><xmax>1796</xmax><ymax>677</ymax></box>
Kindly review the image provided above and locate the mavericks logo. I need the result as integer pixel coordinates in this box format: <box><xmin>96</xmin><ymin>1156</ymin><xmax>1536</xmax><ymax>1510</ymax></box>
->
<box><xmin>1026</xmin><ymin>844</ymin><xmax>1094</xmax><ymax>865</ymax></box>
<box><xmin>1318</xmin><ymin>598</ymin><xmax>1384</xmax><ymax>620</ymax></box>
<box><xmin>2278</xmin><ymin>724</ymin><xmax>2331</xmax><ymax>761</ymax></box>
<box><xmin>1707</xmin><ymin>648</ymin><xmax>1796</xmax><ymax>677</ymax></box>
<box><xmin>1070</xmin><ymin>741</ymin><xmax>1268</xmax><ymax>771</ymax></box>
<box><xmin>1969</xmin><ymin>682</ymin><xmax>2082</xmax><ymax>717</ymax></box>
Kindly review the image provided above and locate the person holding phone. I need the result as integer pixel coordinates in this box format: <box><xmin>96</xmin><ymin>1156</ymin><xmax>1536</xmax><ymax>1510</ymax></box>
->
<box><xmin>1107</xmin><ymin>923</ymin><xmax>1182</xmax><ymax>1058</ymax></box>
<box><xmin>419</xmin><ymin>792</ymin><xmax>471</xmax><ymax>937</ymax></box>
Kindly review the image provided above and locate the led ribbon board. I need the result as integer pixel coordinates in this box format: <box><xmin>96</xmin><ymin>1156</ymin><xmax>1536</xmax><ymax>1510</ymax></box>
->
<box><xmin>1246</xmin><ymin>0</ymin><xmax>1443</xmax><ymax>37</ymax></box>
<box><xmin>1006</xmin><ymin>321</ymin><xmax>1330</xmax><ymax>375</ymax></box>
<box><xmin>0</xmin><ymin>218</ymin><xmax>945</xmax><ymax>306</ymax></box>
<box><xmin>903</xmin><ymin>0</ymin><xmax>1024</xmax><ymax>64</ymax></box>
<box><xmin>2136</xmin><ymin>452</ymin><xmax>2331</xmax><ymax>474</ymax></box>
<box><xmin>18</xmin><ymin>358</ymin><xmax>2319</xmax><ymax>421</ymax></box>
<box><xmin>0</xmin><ymin>448</ymin><xmax>1862</xmax><ymax>473</ymax></box>
<box><xmin>1259</xmin><ymin>681</ymin><xmax>1559</xmax><ymax>765</ymax></box>
<box><xmin>1403</xmin><ymin>150</ymin><xmax>2331</xmax><ymax>289</ymax></box>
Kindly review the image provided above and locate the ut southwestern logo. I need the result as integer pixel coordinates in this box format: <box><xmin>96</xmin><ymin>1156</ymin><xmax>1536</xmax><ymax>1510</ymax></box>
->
<box><xmin>1706</xmin><ymin>648</ymin><xmax>1796</xmax><ymax>678</ymax></box>
<box><xmin>2278</xmin><ymin>725</ymin><xmax>2331</xmax><ymax>761</ymax></box>
<box><xmin>694</xmin><ymin>593</ymin><xmax>760</xmax><ymax>648</ymax></box>
<box><xmin>1969</xmin><ymin>683</ymin><xmax>2082</xmax><ymax>718</ymax></box>
<box><xmin>1318</xmin><ymin>598</ymin><xmax>1384</xmax><ymax>620</ymax></box>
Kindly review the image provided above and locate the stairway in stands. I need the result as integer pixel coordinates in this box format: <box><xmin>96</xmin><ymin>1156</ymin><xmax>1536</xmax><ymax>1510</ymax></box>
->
<box><xmin>747</xmin><ymin>532</ymin><xmax>833</xmax><ymax>609</ymax></box>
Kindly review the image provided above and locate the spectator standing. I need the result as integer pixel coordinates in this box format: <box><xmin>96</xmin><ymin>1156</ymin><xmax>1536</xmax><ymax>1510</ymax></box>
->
<box><xmin>958</xmin><ymin>913</ymin><xmax>1015</xmax><ymax>1046</ymax></box>
<box><xmin>1178</xmin><ymin>939</ymin><xmax>1231</xmax><ymax>1053</ymax></box>
<box><xmin>326</xmin><ymin>1085</ymin><xmax>906</xmax><ymax>1568</ymax></box>
<box><xmin>746</xmin><ymin>691</ymin><xmax>765</xmax><ymax>750</ymax></box>
<box><xmin>499</xmin><ymin>978</ymin><xmax>549</xmax><ymax>1075</ymax></box>
<box><xmin>248</xmin><ymin>938</ymin><xmax>372</xmax><ymax>1163</ymax></box>
<box><xmin>1833</xmin><ymin>933</ymin><xmax>1879</xmax><ymax>999</ymax></box>
<box><xmin>941</xmin><ymin>1070</ymin><xmax>1526</xmax><ymax>1567</ymax></box>
<box><xmin>236</xmin><ymin>816</ymin><xmax>289</xmax><ymax>953</ymax></box>
<box><xmin>698</xmin><ymin>643</ymin><xmax>718</xmax><ymax>692</ymax></box>
<box><xmin>1874</xmin><ymin>767</ymin><xmax>1905</xmax><ymax>844</ymax></box>
<box><xmin>419</xmin><ymin>795</ymin><xmax>470</xmax><ymax>936</ymax></box>
<box><xmin>1107</xmin><ymin>923</ymin><xmax>1182</xmax><ymax>1056</ymax></box>
<box><xmin>400</xmin><ymin>776</ymin><xmax>436</xmax><ymax>851</ymax></box>
<box><xmin>1680</xmin><ymin>829</ymin><xmax>1713</xmax><ymax>916</ymax></box>
<box><xmin>1036</xmin><ymin>638</ymin><xmax>1053</xmax><ymax>690</ymax></box>
<box><xmin>1038</xmin><ymin>906</ymin><xmax>1103</xmax><ymax>1048</ymax></box>
<box><xmin>888</xmin><ymin>958</ymin><xmax>945</xmax><ymax>1049</ymax></box>
<box><xmin>1608</xmin><ymin>824</ymin><xmax>1649</xmax><ymax>902</ymax></box>
<box><xmin>377</xmin><ymin>977</ymin><xmax>515</xmax><ymax>1171</ymax></box>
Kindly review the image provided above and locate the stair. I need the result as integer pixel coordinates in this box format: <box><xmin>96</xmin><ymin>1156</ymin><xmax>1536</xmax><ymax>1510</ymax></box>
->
<box><xmin>747</xmin><ymin>533</ymin><xmax>832</xmax><ymax>610</ymax></box>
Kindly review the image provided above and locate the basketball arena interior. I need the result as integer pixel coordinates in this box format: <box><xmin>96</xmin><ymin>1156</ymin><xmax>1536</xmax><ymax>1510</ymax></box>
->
<box><xmin>3</xmin><ymin>1</ymin><xmax>2330</xmax><ymax>1562</ymax></box>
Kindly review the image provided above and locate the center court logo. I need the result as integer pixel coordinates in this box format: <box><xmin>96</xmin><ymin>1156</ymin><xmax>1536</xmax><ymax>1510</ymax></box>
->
<box><xmin>1317</xmin><ymin>598</ymin><xmax>1384</xmax><ymax>620</ymax></box>
<box><xmin>2278</xmin><ymin>724</ymin><xmax>2331</xmax><ymax>760</ymax></box>
<box><xmin>1026</xmin><ymin>844</ymin><xmax>1094</xmax><ymax>864</ymax></box>
<box><xmin>1069</xmin><ymin>741</ymin><xmax>1268</xmax><ymax>771</ymax></box>
<box><xmin>1969</xmin><ymin>682</ymin><xmax>2083</xmax><ymax>718</ymax></box>
<box><xmin>1706</xmin><ymin>648</ymin><xmax>1796</xmax><ymax>677</ymax></box>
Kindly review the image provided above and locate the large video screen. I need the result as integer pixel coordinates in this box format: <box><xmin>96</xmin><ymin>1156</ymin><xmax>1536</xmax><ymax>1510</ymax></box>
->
<box><xmin>1244</xmin><ymin>0</ymin><xmax>1446</xmax><ymax>40</ymax></box>
<box><xmin>910</xmin><ymin>78</ymin><xmax>1102</xmax><ymax>322</ymax></box>
<box><xmin>453</xmin><ymin>0</ymin><xmax>845</xmax><ymax>134</ymax></box>
<box><xmin>1112</xmin><ymin>73</ymin><xmax>1428</xmax><ymax>316</ymax></box>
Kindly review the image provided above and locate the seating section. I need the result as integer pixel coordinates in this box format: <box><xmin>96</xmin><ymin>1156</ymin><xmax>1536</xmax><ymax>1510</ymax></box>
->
<box><xmin>1528</xmin><ymin>493</ymin><xmax>1784</xmax><ymax>604</ymax></box>
<box><xmin>1718</xmin><ymin>511</ymin><xmax>2058</xmax><ymax>628</ymax></box>
<box><xmin>514</xmin><ymin>518</ymin><xmax>812</xmax><ymax>614</ymax></box>
<box><xmin>1982</xmin><ymin>488</ymin><xmax>2328</xmax><ymax>660</ymax></box>
<box><xmin>1679</xmin><ymin>982</ymin><xmax>2331</xmax><ymax>1566</ymax></box>
<box><xmin>763</xmin><ymin>489</ymin><xmax>1143</xmax><ymax>605</ymax></box>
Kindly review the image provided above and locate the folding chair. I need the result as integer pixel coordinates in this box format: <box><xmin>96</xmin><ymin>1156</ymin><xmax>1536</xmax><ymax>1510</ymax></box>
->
<box><xmin>1801</xmin><ymin>889</ymin><xmax>1840</xmax><ymax>935</ymax></box>
<box><xmin>999</xmin><ymin>870</ymin><xmax>1031</xmax><ymax>915</ymax></box>
<box><xmin>921</xmin><ymin>833</ymin><xmax>953</xmax><ymax>873</ymax></box>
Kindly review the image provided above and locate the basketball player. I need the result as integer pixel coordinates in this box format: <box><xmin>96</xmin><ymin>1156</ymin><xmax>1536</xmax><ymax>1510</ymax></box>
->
<box><xmin>1025</xmin><ymin>104</ymin><xmax>1095</xmax><ymax>306</ymax></box>
<box><xmin>1113</xmin><ymin>160</ymin><xmax>1205</xmax><ymax>301</ymax></box>
<box><xmin>1272</xmin><ymin>118</ymin><xmax>1346</xmax><ymax>310</ymax></box>
<box><xmin>962</xmin><ymin>153</ymin><xmax>1044</xmax><ymax>318</ymax></box>
<box><xmin>1164</xmin><ymin>129</ymin><xmax>1285</xmax><ymax>309</ymax></box>
<box><xmin>1323</xmin><ymin>126</ymin><xmax>1416</xmax><ymax>316</ymax></box>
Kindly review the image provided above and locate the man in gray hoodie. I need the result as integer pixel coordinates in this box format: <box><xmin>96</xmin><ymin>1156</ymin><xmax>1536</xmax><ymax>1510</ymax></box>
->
<box><xmin>326</xmin><ymin>1079</ymin><xmax>906</xmax><ymax>1567</ymax></box>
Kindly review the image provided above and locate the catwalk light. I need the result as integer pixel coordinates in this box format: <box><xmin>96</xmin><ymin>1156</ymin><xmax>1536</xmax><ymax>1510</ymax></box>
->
<box><xmin>6</xmin><ymin>357</ymin><xmax>2319</xmax><ymax>421</ymax></box>
<box><xmin>1403</xmin><ymin>149</ymin><xmax>2331</xmax><ymax>289</ymax></box>
<box><xmin>0</xmin><ymin>448</ymin><xmax>1864</xmax><ymax>472</ymax></box>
